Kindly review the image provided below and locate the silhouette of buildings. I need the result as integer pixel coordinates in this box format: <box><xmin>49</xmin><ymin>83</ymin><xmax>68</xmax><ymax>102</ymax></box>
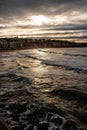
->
<box><xmin>0</xmin><ymin>38</ymin><xmax>87</xmax><ymax>50</ymax></box>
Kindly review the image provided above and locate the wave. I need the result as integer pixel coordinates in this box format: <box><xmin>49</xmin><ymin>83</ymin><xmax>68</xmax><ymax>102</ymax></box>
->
<box><xmin>41</xmin><ymin>60</ymin><xmax>87</xmax><ymax>74</ymax></box>
<box><xmin>0</xmin><ymin>70</ymin><xmax>32</xmax><ymax>96</ymax></box>
<box><xmin>64</xmin><ymin>53</ymin><xmax>87</xmax><ymax>57</ymax></box>
<box><xmin>17</xmin><ymin>52</ymin><xmax>87</xmax><ymax>74</ymax></box>
<box><xmin>38</xmin><ymin>50</ymin><xmax>87</xmax><ymax>58</ymax></box>
<box><xmin>50</xmin><ymin>88</ymin><xmax>87</xmax><ymax>106</ymax></box>
<box><xmin>39</xmin><ymin>49</ymin><xmax>58</xmax><ymax>54</ymax></box>
<box><xmin>0</xmin><ymin>54</ymin><xmax>11</xmax><ymax>58</ymax></box>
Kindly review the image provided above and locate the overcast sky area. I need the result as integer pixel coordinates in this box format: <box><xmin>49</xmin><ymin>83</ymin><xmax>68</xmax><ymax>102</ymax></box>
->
<box><xmin>0</xmin><ymin>0</ymin><xmax>87</xmax><ymax>41</ymax></box>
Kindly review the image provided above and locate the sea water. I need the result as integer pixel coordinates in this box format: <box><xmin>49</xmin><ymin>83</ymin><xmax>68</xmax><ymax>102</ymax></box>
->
<box><xmin>0</xmin><ymin>48</ymin><xmax>87</xmax><ymax>130</ymax></box>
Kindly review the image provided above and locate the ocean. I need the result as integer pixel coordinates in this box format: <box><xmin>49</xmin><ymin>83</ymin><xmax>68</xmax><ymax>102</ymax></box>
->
<box><xmin>0</xmin><ymin>48</ymin><xmax>87</xmax><ymax>130</ymax></box>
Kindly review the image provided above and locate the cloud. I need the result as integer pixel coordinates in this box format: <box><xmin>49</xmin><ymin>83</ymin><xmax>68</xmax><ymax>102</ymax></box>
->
<box><xmin>0</xmin><ymin>0</ymin><xmax>87</xmax><ymax>40</ymax></box>
<box><xmin>45</xmin><ymin>24</ymin><xmax>87</xmax><ymax>31</ymax></box>
<box><xmin>0</xmin><ymin>0</ymin><xmax>87</xmax><ymax>17</ymax></box>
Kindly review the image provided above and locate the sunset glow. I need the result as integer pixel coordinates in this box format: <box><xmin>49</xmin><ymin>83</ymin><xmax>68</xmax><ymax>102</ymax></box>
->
<box><xmin>0</xmin><ymin>0</ymin><xmax>87</xmax><ymax>41</ymax></box>
<box><xmin>30</xmin><ymin>15</ymin><xmax>51</xmax><ymax>26</ymax></box>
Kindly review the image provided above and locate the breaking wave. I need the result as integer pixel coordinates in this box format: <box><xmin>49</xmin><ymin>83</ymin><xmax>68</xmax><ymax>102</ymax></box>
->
<box><xmin>39</xmin><ymin>49</ymin><xmax>58</xmax><ymax>54</ymax></box>
<box><xmin>41</xmin><ymin>60</ymin><xmax>87</xmax><ymax>74</ymax></box>
<box><xmin>63</xmin><ymin>53</ymin><xmax>87</xmax><ymax>57</ymax></box>
<box><xmin>50</xmin><ymin>88</ymin><xmax>87</xmax><ymax>106</ymax></box>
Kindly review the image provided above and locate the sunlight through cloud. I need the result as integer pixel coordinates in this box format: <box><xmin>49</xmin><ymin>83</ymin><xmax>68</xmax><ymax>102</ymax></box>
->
<box><xmin>30</xmin><ymin>15</ymin><xmax>51</xmax><ymax>26</ymax></box>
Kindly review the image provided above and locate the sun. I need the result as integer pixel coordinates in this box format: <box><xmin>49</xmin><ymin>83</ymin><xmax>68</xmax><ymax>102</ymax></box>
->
<box><xmin>30</xmin><ymin>15</ymin><xmax>50</xmax><ymax>26</ymax></box>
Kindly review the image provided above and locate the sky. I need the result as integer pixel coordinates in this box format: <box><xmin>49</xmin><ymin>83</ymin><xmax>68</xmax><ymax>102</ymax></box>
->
<box><xmin>0</xmin><ymin>0</ymin><xmax>87</xmax><ymax>41</ymax></box>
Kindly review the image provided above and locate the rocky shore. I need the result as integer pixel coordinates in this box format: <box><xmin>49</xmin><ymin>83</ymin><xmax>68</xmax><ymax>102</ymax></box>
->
<box><xmin>0</xmin><ymin>103</ymin><xmax>85</xmax><ymax>130</ymax></box>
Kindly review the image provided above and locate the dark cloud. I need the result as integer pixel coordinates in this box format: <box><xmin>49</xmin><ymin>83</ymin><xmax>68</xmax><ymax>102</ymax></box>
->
<box><xmin>0</xmin><ymin>0</ymin><xmax>87</xmax><ymax>40</ymax></box>
<box><xmin>45</xmin><ymin>24</ymin><xmax>87</xmax><ymax>31</ymax></box>
<box><xmin>14</xmin><ymin>23</ymin><xmax>87</xmax><ymax>32</ymax></box>
<box><xmin>0</xmin><ymin>0</ymin><xmax>87</xmax><ymax>17</ymax></box>
<box><xmin>0</xmin><ymin>26</ymin><xmax>6</xmax><ymax>29</ymax></box>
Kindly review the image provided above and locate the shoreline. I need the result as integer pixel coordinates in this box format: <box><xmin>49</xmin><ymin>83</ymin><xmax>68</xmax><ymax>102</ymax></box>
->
<box><xmin>0</xmin><ymin>38</ymin><xmax>87</xmax><ymax>51</ymax></box>
<box><xmin>0</xmin><ymin>46</ymin><xmax>87</xmax><ymax>53</ymax></box>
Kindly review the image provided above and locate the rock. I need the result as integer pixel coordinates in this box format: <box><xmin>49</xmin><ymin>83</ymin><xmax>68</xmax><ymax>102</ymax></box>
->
<box><xmin>0</xmin><ymin>117</ymin><xmax>12</xmax><ymax>130</ymax></box>
<box><xmin>45</xmin><ymin>112</ymin><xmax>54</xmax><ymax>122</ymax></box>
<box><xmin>7</xmin><ymin>70</ymin><xmax>16</xmax><ymax>78</ymax></box>
<box><xmin>20</xmin><ymin>77</ymin><xmax>32</xmax><ymax>86</ymax></box>
<box><xmin>33</xmin><ymin>107</ymin><xmax>46</xmax><ymax>120</ymax></box>
<box><xmin>24</xmin><ymin>124</ymin><xmax>34</xmax><ymax>130</ymax></box>
<box><xmin>12</xmin><ymin>126</ymin><xmax>22</xmax><ymax>130</ymax></box>
<box><xmin>51</xmin><ymin>116</ymin><xmax>63</xmax><ymax>126</ymax></box>
<box><xmin>79</xmin><ymin>128</ymin><xmax>85</xmax><ymax>130</ymax></box>
<box><xmin>55</xmin><ymin>128</ymin><xmax>60</xmax><ymax>130</ymax></box>
<box><xmin>26</xmin><ymin>86</ymin><xmax>34</xmax><ymax>94</ymax></box>
<box><xmin>38</xmin><ymin>122</ymin><xmax>49</xmax><ymax>130</ymax></box>
<box><xmin>62</xmin><ymin>120</ymin><xmax>77</xmax><ymax>130</ymax></box>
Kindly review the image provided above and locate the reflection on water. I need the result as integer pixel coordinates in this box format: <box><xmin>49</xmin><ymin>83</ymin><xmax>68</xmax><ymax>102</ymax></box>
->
<box><xmin>0</xmin><ymin>48</ymin><xmax>87</xmax><ymax>129</ymax></box>
<box><xmin>33</xmin><ymin>65</ymin><xmax>47</xmax><ymax>74</ymax></box>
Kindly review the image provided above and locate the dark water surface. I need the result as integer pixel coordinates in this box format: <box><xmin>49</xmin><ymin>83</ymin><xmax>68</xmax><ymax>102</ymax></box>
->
<box><xmin>0</xmin><ymin>48</ymin><xmax>87</xmax><ymax>130</ymax></box>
